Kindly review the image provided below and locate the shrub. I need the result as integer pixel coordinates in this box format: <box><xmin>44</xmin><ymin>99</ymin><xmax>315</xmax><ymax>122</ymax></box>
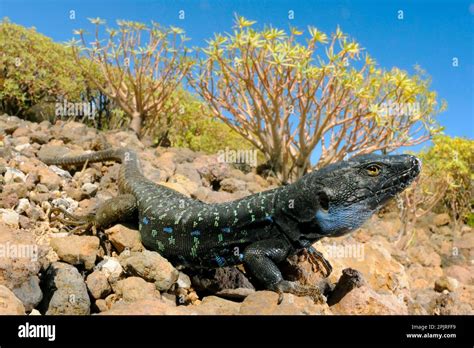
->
<box><xmin>190</xmin><ymin>15</ymin><xmax>445</xmax><ymax>182</ymax></box>
<box><xmin>0</xmin><ymin>18</ymin><xmax>90</xmax><ymax>119</ymax></box>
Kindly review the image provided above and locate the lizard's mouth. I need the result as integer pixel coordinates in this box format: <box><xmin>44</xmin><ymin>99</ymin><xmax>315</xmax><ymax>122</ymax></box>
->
<box><xmin>371</xmin><ymin>155</ymin><xmax>421</xmax><ymax>207</ymax></box>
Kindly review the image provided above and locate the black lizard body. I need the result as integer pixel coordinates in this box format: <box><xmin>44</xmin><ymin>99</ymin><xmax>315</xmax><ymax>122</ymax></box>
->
<box><xmin>42</xmin><ymin>148</ymin><xmax>420</xmax><ymax>301</ymax></box>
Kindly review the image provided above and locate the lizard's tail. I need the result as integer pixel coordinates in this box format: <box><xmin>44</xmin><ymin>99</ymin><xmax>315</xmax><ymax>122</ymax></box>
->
<box><xmin>40</xmin><ymin>148</ymin><xmax>133</xmax><ymax>166</ymax></box>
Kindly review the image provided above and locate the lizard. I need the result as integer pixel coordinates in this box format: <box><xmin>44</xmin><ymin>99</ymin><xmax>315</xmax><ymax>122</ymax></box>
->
<box><xmin>41</xmin><ymin>148</ymin><xmax>421</xmax><ymax>302</ymax></box>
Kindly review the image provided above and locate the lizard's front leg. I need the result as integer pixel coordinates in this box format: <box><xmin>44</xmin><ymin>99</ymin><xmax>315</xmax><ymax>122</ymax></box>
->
<box><xmin>243</xmin><ymin>239</ymin><xmax>325</xmax><ymax>304</ymax></box>
<box><xmin>299</xmin><ymin>240</ymin><xmax>333</xmax><ymax>277</ymax></box>
<box><xmin>49</xmin><ymin>194</ymin><xmax>137</xmax><ymax>234</ymax></box>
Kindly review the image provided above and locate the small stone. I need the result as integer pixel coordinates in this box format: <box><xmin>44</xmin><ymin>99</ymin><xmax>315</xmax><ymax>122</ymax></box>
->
<box><xmin>0</xmin><ymin>285</ymin><xmax>26</xmax><ymax>314</ymax></box>
<box><xmin>37</xmin><ymin>166</ymin><xmax>62</xmax><ymax>190</ymax></box>
<box><xmin>50</xmin><ymin>165</ymin><xmax>72</xmax><ymax>179</ymax></box>
<box><xmin>434</xmin><ymin>213</ymin><xmax>450</xmax><ymax>227</ymax></box>
<box><xmin>41</xmin><ymin>262</ymin><xmax>90</xmax><ymax>315</ymax></box>
<box><xmin>36</xmin><ymin>184</ymin><xmax>49</xmax><ymax>193</ymax></box>
<box><xmin>15</xmin><ymin>198</ymin><xmax>30</xmax><ymax>214</ymax></box>
<box><xmin>434</xmin><ymin>276</ymin><xmax>459</xmax><ymax>293</ymax></box>
<box><xmin>12</xmin><ymin>276</ymin><xmax>43</xmax><ymax>312</ymax></box>
<box><xmin>86</xmin><ymin>271</ymin><xmax>112</xmax><ymax>299</ymax></box>
<box><xmin>29</xmin><ymin>309</ymin><xmax>41</xmax><ymax>315</ymax></box>
<box><xmin>95</xmin><ymin>299</ymin><xmax>108</xmax><ymax>312</ymax></box>
<box><xmin>4</xmin><ymin>167</ymin><xmax>26</xmax><ymax>184</ymax></box>
<box><xmin>50</xmin><ymin>235</ymin><xmax>100</xmax><ymax>270</ymax></box>
<box><xmin>119</xmin><ymin>250</ymin><xmax>179</xmax><ymax>291</ymax></box>
<box><xmin>14</xmin><ymin>143</ymin><xmax>31</xmax><ymax>152</ymax></box>
<box><xmin>176</xmin><ymin>272</ymin><xmax>192</xmax><ymax>289</ymax></box>
<box><xmin>81</xmin><ymin>183</ymin><xmax>98</xmax><ymax>197</ymax></box>
<box><xmin>105</xmin><ymin>224</ymin><xmax>143</xmax><ymax>253</ymax></box>
<box><xmin>96</xmin><ymin>256</ymin><xmax>123</xmax><ymax>279</ymax></box>
<box><xmin>114</xmin><ymin>277</ymin><xmax>160</xmax><ymax>302</ymax></box>
<box><xmin>0</xmin><ymin>209</ymin><xmax>20</xmax><ymax>227</ymax></box>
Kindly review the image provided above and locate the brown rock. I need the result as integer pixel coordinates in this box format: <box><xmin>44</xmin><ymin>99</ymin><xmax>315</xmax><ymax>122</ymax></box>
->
<box><xmin>113</xmin><ymin>277</ymin><xmax>159</xmax><ymax>302</ymax></box>
<box><xmin>0</xmin><ymin>285</ymin><xmax>26</xmax><ymax>314</ymax></box>
<box><xmin>119</xmin><ymin>250</ymin><xmax>179</xmax><ymax>291</ymax></box>
<box><xmin>239</xmin><ymin>291</ymin><xmax>331</xmax><ymax>315</ymax></box>
<box><xmin>100</xmin><ymin>299</ymin><xmax>172</xmax><ymax>315</ymax></box>
<box><xmin>105</xmin><ymin>224</ymin><xmax>143</xmax><ymax>253</ymax></box>
<box><xmin>331</xmin><ymin>285</ymin><xmax>408</xmax><ymax>315</ymax></box>
<box><xmin>86</xmin><ymin>271</ymin><xmax>112</xmax><ymax>299</ymax></box>
<box><xmin>433</xmin><ymin>213</ymin><xmax>450</xmax><ymax>227</ymax></box>
<box><xmin>189</xmin><ymin>296</ymin><xmax>241</xmax><ymax>315</ymax></box>
<box><xmin>50</xmin><ymin>235</ymin><xmax>100</xmax><ymax>270</ymax></box>
<box><xmin>444</xmin><ymin>265</ymin><xmax>474</xmax><ymax>285</ymax></box>
<box><xmin>37</xmin><ymin>166</ymin><xmax>62</xmax><ymax>190</ymax></box>
<box><xmin>434</xmin><ymin>276</ymin><xmax>459</xmax><ymax>292</ymax></box>
<box><xmin>0</xmin><ymin>223</ymin><xmax>44</xmax><ymax>311</ymax></box>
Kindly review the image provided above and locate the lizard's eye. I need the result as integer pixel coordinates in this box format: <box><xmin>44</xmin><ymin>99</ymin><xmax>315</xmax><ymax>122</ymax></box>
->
<box><xmin>366</xmin><ymin>164</ymin><xmax>381</xmax><ymax>177</ymax></box>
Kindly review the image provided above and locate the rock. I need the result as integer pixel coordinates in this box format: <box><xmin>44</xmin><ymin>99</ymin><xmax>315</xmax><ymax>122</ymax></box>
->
<box><xmin>51</xmin><ymin>197</ymin><xmax>78</xmax><ymax>213</ymax></box>
<box><xmin>37</xmin><ymin>166</ymin><xmax>62</xmax><ymax>190</ymax></box>
<box><xmin>49</xmin><ymin>165</ymin><xmax>72</xmax><ymax>179</ymax></box>
<box><xmin>330</xmin><ymin>285</ymin><xmax>408</xmax><ymax>315</ymax></box>
<box><xmin>239</xmin><ymin>291</ymin><xmax>331</xmax><ymax>315</ymax></box>
<box><xmin>219</xmin><ymin>178</ymin><xmax>247</xmax><ymax>193</ymax></box>
<box><xmin>29</xmin><ymin>309</ymin><xmax>41</xmax><ymax>315</ymax></box>
<box><xmin>0</xmin><ymin>285</ymin><xmax>26</xmax><ymax>314</ymax></box>
<box><xmin>408</xmin><ymin>245</ymin><xmax>442</xmax><ymax>267</ymax></box>
<box><xmin>215</xmin><ymin>288</ymin><xmax>256</xmax><ymax>300</ymax></box>
<box><xmin>4</xmin><ymin>167</ymin><xmax>26</xmax><ymax>184</ymax></box>
<box><xmin>30</xmin><ymin>132</ymin><xmax>51</xmax><ymax>145</ymax></box>
<box><xmin>15</xmin><ymin>198</ymin><xmax>30</xmax><ymax>214</ymax></box>
<box><xmin>96</xmin><ymin>257</ymin><xmax>123</xmax><ymax>280</ymax></box>
<box><xmin>0</xmin><ymin>209</ymin><xmax>20</xmax><ymax>227</ymax></box>
<box><xmin>119</xmin><ymin>250</ymin><xmax>178</xmax><ymax>291</ymax></box>
<box><xmin>194</xmin><ymin>296</ymin><xmax>241</xmax><ymax>315</ymax></box>
<box><xmin>50</xmin><ymin>235</ymin><xmax>100</xmax><ymax>270</ymax></box>
<box><xmin>42</xmin><ymin>262</ymin><xmax>90</xmax><ymax>315</ymax></box>
<box><xmin>444</xmin><ymin>265</ymin><xmax>474</xmax><ymax>285</ymax></box>
<box><xmin>113</xmin><ymin>277</ymin><xmax>160</xmax><ymax>302</ymax></box>
<box><xmin>176</xmin><ymin>272</ymin><xmax>192</xmax><ymax>289</ymax></box>
<box><xmin>316</xmin><ymin>241</ymin><xmax>410</xmax><ymax>298</ymax></box>
<box><xmin>0</xmin><ymin>224</ymin><xmax>44</xmax><ymax>309</ymax></box>
<box><xmin>86</xmin><ymin>271</ymin><xmax>112</xmax><ymax>300</ymax></box>
<box><xmin>434</xmin><ymin>276</ymin><xmax>459</xmax><ymax>292</ymax></box>
<box><xmin>95</xmin><ymin>299</ymin><xmax>108</xmax><ymax>312</ymax></box>
<box><xmin>434</xmin><ymin>213</ymin><xmax>450</xmax><ymax>227</ymax></box>
<box><xmin>81</xmin><ymin>183</ymin><xmax>98</xmax><ymax>197</ymax></box>
<box><xmin>327</xmin><ymin>268</ymin><xmax>366</xmax><ymax>306</ymax></box>
<box><xmin>12</xmin><ymin>276</ymin><xmax>42</xmax><ymax>312</ymax></box>
<box><xmin>191</xmin><ymin>267</ymin><xmax>255</xmax><ymax>293</ymax></box>
<box><xmin>429</xmin><ymin>292</ymin><xmax>472</xmax><ymax>315</ymax></box>
<box><xmin>100</xmin><ymin>299</ymin><xmax>172</xmax><ymax>315</ymax></box>
<box><xmin>105</xmin><ymin>224</ymin><xmax>143</xmax><ymax>253</ymax></box>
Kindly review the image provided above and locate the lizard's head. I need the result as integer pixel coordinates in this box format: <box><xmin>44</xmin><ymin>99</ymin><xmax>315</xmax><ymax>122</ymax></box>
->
<box><xmin>298</xmin><ymin>154</ymin><xmax>421</xmax><ymax>238</ymax></box>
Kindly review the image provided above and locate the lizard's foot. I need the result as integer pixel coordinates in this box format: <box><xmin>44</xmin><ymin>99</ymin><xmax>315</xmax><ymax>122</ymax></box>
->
<box><xmin>48</xmin><ymin>206</ymin><xmax>96</xmax><ymax>234</ymax></box>
<box><xmin>271</xmin><ymin>280</ymin><xmax>326</xmax><ymax>304</ymax></box>
<box><xmin>304</xmin><ymin>246</ymin><xmax>333</xmax><ymax>278</ymax></box>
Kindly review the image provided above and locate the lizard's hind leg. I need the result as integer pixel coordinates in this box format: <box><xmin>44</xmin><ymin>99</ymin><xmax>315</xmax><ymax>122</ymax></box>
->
<box><xmin>49</xmin><ymin>194</ymin><xmax>138</xmax><ymax>234</ymax></box>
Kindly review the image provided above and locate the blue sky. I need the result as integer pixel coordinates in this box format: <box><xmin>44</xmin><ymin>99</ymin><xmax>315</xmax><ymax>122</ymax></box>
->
<box><xmin>1</xmin><ymin>0</ymin><xmax>473</xmax><ymax>152</ymax></box>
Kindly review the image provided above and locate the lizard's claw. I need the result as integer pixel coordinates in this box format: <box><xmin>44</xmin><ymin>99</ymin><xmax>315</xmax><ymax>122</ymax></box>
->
<box><xmin>305</xmin><ymin>246</ymin><xmax>333</xmax><ymax>278</ymax></box>
<box><xmin>48</xmin><ymin>207</ymin><xmax>95</xmax><ymax>234</ymax></box>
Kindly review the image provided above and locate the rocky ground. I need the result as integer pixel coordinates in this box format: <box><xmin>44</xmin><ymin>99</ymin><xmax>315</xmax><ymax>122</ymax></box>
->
<box><xmin>0</xmin><ymin>114</ymin><xmax>472</xmax><ymax>315</ymax></box>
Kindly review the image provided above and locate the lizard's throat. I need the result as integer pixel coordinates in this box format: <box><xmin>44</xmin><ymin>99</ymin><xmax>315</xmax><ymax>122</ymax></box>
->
<box><xmin>315</xmin><ymin>203</ymin><xmax>374</xmax><ymax>236</ymax></box>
